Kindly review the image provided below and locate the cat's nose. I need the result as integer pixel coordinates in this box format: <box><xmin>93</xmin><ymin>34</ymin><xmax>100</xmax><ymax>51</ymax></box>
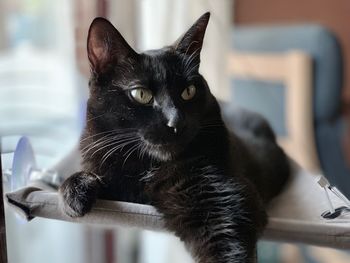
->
<box><xmin>165</xmin><ymin>110</ymin><xmax>185</xmax><ymax>134</ymax></box>
<box><xmin>167</xmin><ymin>119</ymin><xmax>184</xmax><ymax>134</ymax></box>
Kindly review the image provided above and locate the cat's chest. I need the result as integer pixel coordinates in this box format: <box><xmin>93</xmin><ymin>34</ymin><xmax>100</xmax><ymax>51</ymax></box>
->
<box><xmin>98</xmin><ymin>162</ymin><xmax>152</xmax><ymax>203</ymax></box>
<box><xmin>101</xmin><ymin>155</ymin><xmax>152</xmax><ymax>179</ymax></box>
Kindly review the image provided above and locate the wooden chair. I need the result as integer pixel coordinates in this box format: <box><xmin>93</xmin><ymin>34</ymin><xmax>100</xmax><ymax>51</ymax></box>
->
<box><xmin>227</xmin><ymin>50</ymin><xmax>321</xmax><ymax>173</ymax></box>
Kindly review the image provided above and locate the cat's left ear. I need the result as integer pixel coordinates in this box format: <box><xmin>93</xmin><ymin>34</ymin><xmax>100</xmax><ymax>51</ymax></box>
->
<box><xmin>87</xmin><ymin>17</ymin><xmax>137</xmax><ymax>74</ymax></box>
<box><xmin>174</xmin><ymin>12</ymin><xmax>210</xmax><ymax>58</ymax></box>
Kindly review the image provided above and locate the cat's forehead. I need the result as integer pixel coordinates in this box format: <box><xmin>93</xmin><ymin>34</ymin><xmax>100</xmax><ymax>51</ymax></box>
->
<box><xmin>144</xmin><ymin>48</ymin><xmax>181</xmax><ymax>67</ymax></box>
<box><xmin>132</xmin><ymin>48</ymin><xmax>183</xmax><ymax>85</ymax></box>
<box><xmin>111</xmin><ymin>49</ymin><xmax>183</xmax><ymax>91</ymax></box>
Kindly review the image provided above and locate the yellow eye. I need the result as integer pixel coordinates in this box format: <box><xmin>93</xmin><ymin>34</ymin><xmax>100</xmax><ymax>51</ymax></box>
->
<box><xmin>130</xmin><ymin>88</ymin><xmax>153</xmax><ymax>104</ymax></box>
<box><xmin>181</xmin><ymin>85</ymin><xmax>196</xmax><ymax>100</ymax></box>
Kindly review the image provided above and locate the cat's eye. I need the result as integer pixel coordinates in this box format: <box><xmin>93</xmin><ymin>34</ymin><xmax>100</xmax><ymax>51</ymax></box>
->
<box><xmin>130</xmin><ymin>88</ymin><xmax>153</xmax><ymax>104</ymax></box>
<box><xmin>181</xmin><ymin>85</ymin><xmax>196</xmax><ymax>101</ymax></box>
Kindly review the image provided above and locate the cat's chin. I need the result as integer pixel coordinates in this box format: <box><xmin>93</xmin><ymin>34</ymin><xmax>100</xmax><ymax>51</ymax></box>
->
<box><xmin>140</xmin><ymin>139</ymin><xmax>180</xmax><ymax>162</ymax></box>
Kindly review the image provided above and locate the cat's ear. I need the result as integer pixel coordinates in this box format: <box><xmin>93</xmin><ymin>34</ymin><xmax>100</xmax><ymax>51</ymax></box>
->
<box><xmin>174</xmin><ymin>12</ymin><xmax>210</xmax><ymax>58</ymax></box>
<box><xmin>87</xmin><ymin>17</ymin><xmax>137</xmax><ymax>73</ymax></box>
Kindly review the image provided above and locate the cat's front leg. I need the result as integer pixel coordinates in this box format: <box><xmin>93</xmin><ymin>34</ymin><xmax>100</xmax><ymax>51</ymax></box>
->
<box><xmin>145</xmin><ymin>163</ymin><xmax>266</xmax><ymax>263</ymax></box>
<box><xmin>59</xmin><ymin>171</ymin><xmax>102</xmax><ymax>217</ymax></box>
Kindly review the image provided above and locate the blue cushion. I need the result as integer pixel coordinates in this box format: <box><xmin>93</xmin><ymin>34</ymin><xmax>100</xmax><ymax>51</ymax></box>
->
<box><xmin>232</xmin><ymin>79</ymin><xmax>287</xmax><ymax>136</ymax></box>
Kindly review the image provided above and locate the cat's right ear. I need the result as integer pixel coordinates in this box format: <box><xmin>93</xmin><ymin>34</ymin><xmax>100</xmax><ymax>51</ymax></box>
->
<box><xmin>174</xmin><ymin>12</ymin><xmax>210</xmax><ymax>58</ymax></box>
<box><xmin>87</xmin><ymin>17</ymin><xmax>137</xmax><ymax>74</ymax></box>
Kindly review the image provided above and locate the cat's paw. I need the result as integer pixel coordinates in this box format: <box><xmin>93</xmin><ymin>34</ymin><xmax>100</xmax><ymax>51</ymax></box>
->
<box><xmin>59</xmin><ymin>172</ymin><xmax>98</xmax><ymax>217</ymax></box>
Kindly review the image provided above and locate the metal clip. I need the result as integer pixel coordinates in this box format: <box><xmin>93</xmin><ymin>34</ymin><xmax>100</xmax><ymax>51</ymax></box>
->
<box><xmin>317</xmin><ymin>175</ymin><xmax>350</xmax><ymax>220</ymax></box>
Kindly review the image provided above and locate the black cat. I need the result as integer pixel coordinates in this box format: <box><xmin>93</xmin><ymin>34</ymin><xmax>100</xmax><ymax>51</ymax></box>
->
<box><xmin>59</xmin><ymin>12</ymin><xmax>290</xmax><ymax>263</ymax></box>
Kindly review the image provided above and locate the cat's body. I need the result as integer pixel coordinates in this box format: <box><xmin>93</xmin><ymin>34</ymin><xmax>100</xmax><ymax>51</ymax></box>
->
<box><xmin>60</xmin><ymin>13</ymin><xmax>290</xmax><ymax>263</ymax></box>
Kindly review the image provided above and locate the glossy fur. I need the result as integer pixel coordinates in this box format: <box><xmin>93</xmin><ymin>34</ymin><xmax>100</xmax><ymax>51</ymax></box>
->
<box><xmin>59</xmin><ymin>13</ymin><xmax>290</xmax><ymax>263</ymax></box>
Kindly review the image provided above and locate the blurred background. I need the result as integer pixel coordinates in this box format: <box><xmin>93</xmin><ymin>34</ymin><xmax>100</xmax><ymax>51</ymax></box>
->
<box><xmin>1</xmin><ymin>0</ymin><xmax>350</xmax><ymax>262</ymax></box>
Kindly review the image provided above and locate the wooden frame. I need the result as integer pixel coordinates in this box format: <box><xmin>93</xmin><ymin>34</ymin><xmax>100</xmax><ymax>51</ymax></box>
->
<box><xmin>0</xmin><ymin>152</ymin><xmax>8</xmax><ymax>262</ymax></box>
<box><xmin>227</xmin><ymin>51</ymin><xmax>321</xmax><ymax>173</ymax></box>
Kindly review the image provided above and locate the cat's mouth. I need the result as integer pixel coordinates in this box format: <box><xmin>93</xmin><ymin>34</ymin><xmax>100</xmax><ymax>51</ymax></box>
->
<box><xmin>139</xmin><ymin>125</ymin><xmax>199</xmax><ymax>161</ymax></box>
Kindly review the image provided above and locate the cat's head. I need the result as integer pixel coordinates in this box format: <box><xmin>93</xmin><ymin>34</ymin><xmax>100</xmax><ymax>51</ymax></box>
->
<box><xmin>86</xmin><ymin>12</ymin><xmax>219</xmax><ymax>161</ymax></box>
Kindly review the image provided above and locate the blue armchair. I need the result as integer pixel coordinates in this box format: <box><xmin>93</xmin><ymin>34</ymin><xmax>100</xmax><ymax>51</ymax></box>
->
<box><xmin>228</xmin><ymin>24</ymin><xmax>350</xmax><ymax>197</ymax></box>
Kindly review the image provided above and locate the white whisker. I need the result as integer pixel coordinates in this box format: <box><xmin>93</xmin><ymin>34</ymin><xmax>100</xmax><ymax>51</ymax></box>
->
<box><xmin>82</xmin><ymin>133</ymin><xmax>136</xmax><ymax>157</ymax></box>
<box><xmin>80</xmin><ymin>128</ymin><xmax>137</xmax><ymax>143</ymax></box>
<box><xmin>89</xmin><ymin>135</ymin><xmax>137</xmax><ymax>158</ymax></box>
<box><xmin>99</xmin><ymin>137</ymin><xmax>140</xmax><ymax>168</ymax></box>
<box><xmin>122</xmin><ymin>141</ymin><xmax>142</xmax><ymax>167</ymax></box>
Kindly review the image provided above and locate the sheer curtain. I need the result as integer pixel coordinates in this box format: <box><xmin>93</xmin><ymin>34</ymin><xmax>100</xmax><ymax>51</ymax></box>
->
<box><xmin>0</xmin><ymin>1</ymin><xmax>86</xmax><ymax>262</ymax></box>
<box><xmin>0</xmin><ymin>0</ymin><xmax>81</xmax><ymax>169</ymax></box>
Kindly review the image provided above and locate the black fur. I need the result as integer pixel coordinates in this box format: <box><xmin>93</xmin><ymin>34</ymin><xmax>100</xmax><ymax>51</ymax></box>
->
<box><xmin>59</xmin><ymin>12</ymin><xmax>290</xmax><ymax>263</ymax></box>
